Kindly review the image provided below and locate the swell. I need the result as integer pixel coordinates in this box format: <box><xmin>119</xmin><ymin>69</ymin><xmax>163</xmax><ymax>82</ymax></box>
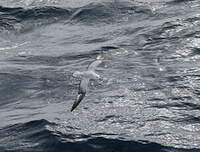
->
<box><xmin>0</xmin><ymin>119</ymin><xmax>58</xmax><ymax>152</ymax></box>
<box><xmin>51</xmin><ymin>0</ymin><xmax>200</xmax><ymax>26</ymax></box>
<box><xmin>0</xmin><ymin>119</ymin><xmax>199</xmax><ymax>152</ymax></box>
<box><xmin>0</xmin><ymin>1</ymin><xmax>199</xmax><ymax>34</ymax></box>
<box><xmin>0</xmin><ymin>6</ymin><xmax>71</xmax><ymax>33</ymax></box>
<box><xmin>0</xmin><ymin>1</ymin><xmax>153</xmax><ymax>33</ymax></box>
<box><xmin>67</xmin><ymin>1</ymin><xmax>153</xmax><ymax>24</ymax></box>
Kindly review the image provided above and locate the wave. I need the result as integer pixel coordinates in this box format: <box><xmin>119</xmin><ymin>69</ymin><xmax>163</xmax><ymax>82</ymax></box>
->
<box><xmin>0</xmin><ymin>6</ymin><xmax>71</xmax><ymax>33</ymax></box>
<box><xmin>0</xmin><ymin>1</ymin><xmax>153</xmax><ymax>33</ymax></box>
<box><xmin>0</xmin><ymin>1</ymin><xmax>199</xmax><ymax>34</ymax></box>
<box><xmin>0</xmin><ymin>119</ymin><xmax>199</xmax><ymax>152</ymax></box>
<box><xmin>168</xmin><ymin>0</ymin><xmax>196</xmax><ymax>4</ymax></box>
<box><xmin>60</xmin><ymin>1</ymin><xmax>153</xmax><ymax>25</ymax></box>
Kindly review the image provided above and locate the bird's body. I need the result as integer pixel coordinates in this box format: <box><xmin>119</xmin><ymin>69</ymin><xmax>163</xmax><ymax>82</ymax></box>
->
<box><xmin>73</xmin><ymin>71</ymin><xmax>100</xmax><ymax>80</ymax></box>
<box><xmin>71</xmin><ymin>55</ymin><xmax>103</xmax><ymax>112</ymax></box>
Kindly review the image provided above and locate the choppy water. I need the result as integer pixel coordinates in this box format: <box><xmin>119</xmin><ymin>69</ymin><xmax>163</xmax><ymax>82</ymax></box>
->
<box><xmin>0</xmin><ymin>0</ymin><xmax>200</xmax><ymax>152</ymax></box>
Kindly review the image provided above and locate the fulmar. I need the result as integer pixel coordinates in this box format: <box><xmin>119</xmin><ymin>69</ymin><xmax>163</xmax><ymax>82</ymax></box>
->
<box><xmin>71</xmin><ymin>55</ymin><xmax>104</xmax><ymax>112</ymax></box>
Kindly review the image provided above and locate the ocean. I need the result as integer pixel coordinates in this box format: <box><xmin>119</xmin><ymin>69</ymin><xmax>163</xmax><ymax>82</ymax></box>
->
<box><xmin>0</xmin><ymin>0</ymin><xmax>200</xmax><ymax>151</ymax></box>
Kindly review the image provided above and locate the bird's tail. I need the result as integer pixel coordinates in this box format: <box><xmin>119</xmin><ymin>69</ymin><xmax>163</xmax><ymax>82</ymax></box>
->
<box><xmin>71</xmin><ymin>93</ymin><xmax>85</xmax><ymax>112</ymax></box>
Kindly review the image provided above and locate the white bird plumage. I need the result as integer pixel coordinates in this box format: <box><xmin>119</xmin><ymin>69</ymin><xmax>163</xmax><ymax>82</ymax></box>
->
<box><xmin>71</xmin><ymin>54</ymin><xmax>103</xmax><ymax>112</ymax></box>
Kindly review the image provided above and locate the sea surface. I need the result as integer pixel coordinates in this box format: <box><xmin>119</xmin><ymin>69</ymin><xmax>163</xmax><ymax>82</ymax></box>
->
<box><xmin>0</xmin><ymin>0</ymin><xmax>200</xmax><ymax>152</ymax></box>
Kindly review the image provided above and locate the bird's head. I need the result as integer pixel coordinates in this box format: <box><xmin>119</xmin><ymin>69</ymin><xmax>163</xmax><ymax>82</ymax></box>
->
<box><xmin>96</xmin><ymin>54</ymin><xmax>104</xmax><ymax>60</ymax></box>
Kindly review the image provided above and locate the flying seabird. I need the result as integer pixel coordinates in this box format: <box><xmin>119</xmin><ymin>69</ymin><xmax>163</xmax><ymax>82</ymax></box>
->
<box><xmin>71</xmin><ymin>55</ymin><xmax>104</xmax><ymax>112</ymax></box>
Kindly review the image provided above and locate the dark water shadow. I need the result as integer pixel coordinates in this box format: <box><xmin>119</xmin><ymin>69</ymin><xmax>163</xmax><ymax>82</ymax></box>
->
<box><xmin>0</xmin><ymin>119</ymin><xmax>200</xmax><ymax>152</ymax></box>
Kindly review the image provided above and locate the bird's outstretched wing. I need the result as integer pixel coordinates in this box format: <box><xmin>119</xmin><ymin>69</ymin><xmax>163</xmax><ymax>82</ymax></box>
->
<box><xmin>87</xmin><ymin>55</ymin><xmax>104</xmax><ymax>71</ymax></box>
<box><xmin>71</xmin><ymin>78</ymin><xmax>89</xmax><ymax>112</ymax></box>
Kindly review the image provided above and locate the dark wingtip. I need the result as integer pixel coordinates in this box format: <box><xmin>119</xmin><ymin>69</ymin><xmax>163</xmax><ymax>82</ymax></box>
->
<box><xmin>71</xmin><ymin>93</ymin><xmax>86</xmax><ymax>112</ymax></box>
<box><xmin>70</xmin><ymin>101</ymin><xmax>79</xmax><ymax>112</ymax></box>
<box><xmin>71</xmin><ymin>107</ymin><xmax>75</xmax><ymax>112</ymax></box>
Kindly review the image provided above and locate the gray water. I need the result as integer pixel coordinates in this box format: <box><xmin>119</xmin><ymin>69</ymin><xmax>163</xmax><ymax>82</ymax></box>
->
<box><xmin>0</xmin><ymin>0</ymin><xmax>200</xmax><ymax>151</ymax></box>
